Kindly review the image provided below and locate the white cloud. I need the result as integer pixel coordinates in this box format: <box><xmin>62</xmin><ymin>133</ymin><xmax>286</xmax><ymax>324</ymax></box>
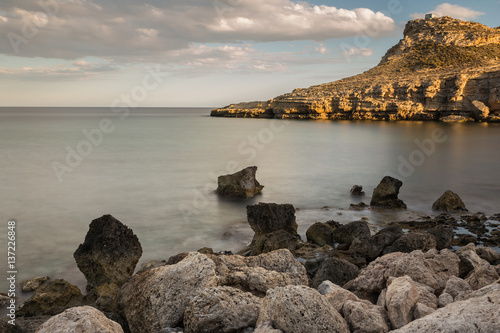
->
<box><xmin>0</xmin><ymin>60</ymin><xmax>119</xmax><ymax>79</ymax></box>
<box><xmin>410</xmin><ymin>3</ymin><xmax>484</xmax><ymax>21</ymax></box>
<box><xmin>315</xmin><ymin>43</ymin><xmax>328</xmax><ymax>54</ymax></box>
<box><xmin>342</xmin><ymin>47</ymin><xmax>373</xmax><ymax>57</ymax></box>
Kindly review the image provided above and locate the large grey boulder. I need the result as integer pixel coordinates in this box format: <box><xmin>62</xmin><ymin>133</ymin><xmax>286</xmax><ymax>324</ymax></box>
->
<box><xmin>74</xmin><ymin>215</ymin><xmax>142</xmax><ymax>289</ymax></box>
<box><xmin>216</xmin><ymin>166</ymin><xmax>264</xmax><ymax>198</ymax></box>
<box><xmin>257</xmin><ymin>285</ymin><xmax>350</xmax><ymax>333</ymax></box>
<box><xmin>432</xmin><ymin>190</ymin><xmax>467</xmax><ymax>212</ymax></box>
<box><xmin>306</xmin><ymin>222</ymin><xmax>335</xmax><ymax>247</ymax></box>
<box><xmin>184</xmin><ymin>286</ymin><xmax>261</xmax><ymax>333</ymax></box>
<box><xmin>370</xmin><ymin>176</ymin><xmax>407</xmax><ymax>209</ymax></box>
<box><xmin>331</xmin><ymin>221</ymin><xmax>371</xmax><ymax>246</ymax></box>
<box><xmin>343</xmin><ymin>300</ymin><xmax>391</xmax><ymax>333</ymax></box>
<box><xmin>391</xmin><ymin>290</ymin><xmax>500</xmax><ymax>332</ymax></box>
<box><xmin>385</xmin><ymin>276</ymin><xmax>420</xmax><ymax>329</ymax></box>
<box><xmin>35</xmin><ymin>306</ymin><xmax>123</xmax><ymax>333</ymax></box>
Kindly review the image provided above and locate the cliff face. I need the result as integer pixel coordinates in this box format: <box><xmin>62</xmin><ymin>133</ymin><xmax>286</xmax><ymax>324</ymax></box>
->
<box><xmin>211</xmin><ymin>17</ymin><xmax>500</xmax><ymax>122</ymax></box>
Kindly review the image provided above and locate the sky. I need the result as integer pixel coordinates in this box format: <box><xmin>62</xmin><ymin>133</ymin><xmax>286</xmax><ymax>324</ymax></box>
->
<box><xmin>0</xmin><ymin>0</ymin><xmax>497</xmax><ymax>107</ymax></box>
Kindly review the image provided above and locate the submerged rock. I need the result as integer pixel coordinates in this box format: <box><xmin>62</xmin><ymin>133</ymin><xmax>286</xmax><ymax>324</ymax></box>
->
<box><xmin>74</xmin><ymin>215</ymin><xmax>142</xmax><ymax>290</ymax></box>
<box><xmin>350</xmin><ymin>185</ymin><xmax>365</xmax><ymax>196</ymax></box>
<box><xmin>216</xmin><ymin>166</ymin><xmax>264</xmax><ymax>199</ymax></box>
<box><xmin>35</xmin><ymin>306</ymin><xmax>123</xmax><ymax>333</ymax></box>
<box><xmin>370</xmin><ymin>176</ymin><xmax>407</xmax><ymax>209</ymax></box>
<box><xmin>432</xmin><ymin>190</ymin><xmax>467</xmax><ymax>212</ymax></box>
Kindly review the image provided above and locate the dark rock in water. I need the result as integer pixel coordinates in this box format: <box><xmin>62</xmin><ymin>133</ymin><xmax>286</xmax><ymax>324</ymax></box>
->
<box><xmin>311</xmin><ymin>257</ymin><xmax>360</xmax><ymax>288</ymax></box>
<box><xmin>370</xmin><ymin>176</ymin><xmax>407</xmax><ymax>209</ymax></box>
<box><xmin>476</xmin><ymin>247</ymin><xmax>500</xmax><ymax>265</ymax></box>
<box><xmin>452</xmin><ymin>234</ymin><xmax>477</xmax><ymax>246</ymax></box>
<box><xmin>432</xmin><ymin>190</ymin><xmax>467</xmax><ymax>212</ymax></box>
<box><xmin>16</xmin><ymin>279</ymin><xmax>83</xmax><ymax>317</ymax></box>
<box><xmin>20</xmin><ymin>276</ymin><xmax>50</xmax><ymax>292</ymax></box>
<box><xmin>350</xmin><ymin>225</ymin><xmax>403</xmax><ymax>261</ymax></box>
<box><xmin>216</xmin><ymin>166</ymin><xmax>264</xmax><ymax>199</ymax></box>
<box><xmin>350</xmin><ymin>202</ymin><xmax>369</xmax><ymax>210</ymax></box>
<box><xmin>247</xmin><ymin>203</ymin><xmax>297</xmax><ymax>236</ymax></box>
<box><xmin>306</xmin><ymin>222</ymin><xmax>335</xmax><ymax>247</ymax></box>
<box><xmin>331</xmin><ymin>221</ymin><xmax>371</xmax><ymax>246</ymax></box>
<box><xmin>384</xmin><ymin>232</ymin><xmax>437</xmax><ymax>254</ymax></box>
<box><xmin>426</xmin><ymin>227</ymin><xmax>454</xmax><ymax>250</ymax></box>
<box><xmin>350</xmin><ymin>185</ymin><xmax>365</xmax><ymax>196</ymax></box>
<box><xmin>258</xmin><ymin>230</ymin><xmax>300</xmax><ymax>255</ymax></box>
<box><xmin>73</xmin><ymin>214</ymin><xmax>142</xmax><ymax>290</ymax></box>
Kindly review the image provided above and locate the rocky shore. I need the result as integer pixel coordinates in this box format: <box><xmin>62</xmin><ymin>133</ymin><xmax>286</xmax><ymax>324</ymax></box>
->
<box><xmin>2</xmin><ymin>178</ymin><xmax>500</xmax><ymax>333</ymax></box>
<box><xmin>211</xmin><ymin>17</ymin><xmax>500</xmax><ymax>122</ymax></box>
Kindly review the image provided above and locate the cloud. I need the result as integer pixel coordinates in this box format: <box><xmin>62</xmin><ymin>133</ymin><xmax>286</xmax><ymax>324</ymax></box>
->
<box><xmin>0</xmin><ymin>60</ymin><xmax>119</xmax><ymax>79</ymax></box>
<box><xmin>410</xmin><ymin>3</ymin><xmax>484</xmax><ymax>21</ymax></box>
<box><xmin>0</xmin><ymin>0</ymin><xmax>395</xmax><ymax>60</ymax></box>
<box><xmin>315</xmin><ymin>43</ymin><xmax>328</xmax><ymax>54</ymax></box>
<box><xmin>342</xmin><ymin>47</ymin><xmax>373</xmax><ymax>58</ymax></box>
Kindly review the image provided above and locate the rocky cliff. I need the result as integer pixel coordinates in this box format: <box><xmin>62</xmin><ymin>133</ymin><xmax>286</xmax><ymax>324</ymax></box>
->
<box><xmin>211</xmin><ymin>17</ymin><xmax>500</xmax><ymax>122</ymax></box>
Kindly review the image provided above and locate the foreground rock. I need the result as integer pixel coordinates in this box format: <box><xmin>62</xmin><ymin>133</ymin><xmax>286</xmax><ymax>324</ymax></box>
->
<box><xmin>343</xmin><ymin>300</ymin><xmax>390</xmax><ymax>333</ymax></box>
<box><xmin>74</xmin><ymin>214</ymin><xmax>142</xmax><ymax>289</ymax></box>
<box><xmin>370</xmin><ymin>176</ymin><xmax>407</xmax><ymax>209</ymax></box>
<box><xmin>35</xmin><ymin>306</ymin><xmax>123</xmax><ymax>333</ymax></box>
<box><xmin>385</xmin><ymin>276</ymin><xmax>420</xmax><ymax>329</ymax></box>
<box><xmin>216</xmin><ymin>166</ymin><xmax>264</xmax><ymax>199</ymax></box>
<box><xmin>257</xmin><ymin>285</ymin><xmax>350</xmax><ymax>333</ymax></box>
<box><xmin>391</xmin><ymin>290</ymin><xmax>500</xmax><ymax>332</ymax></box>
<box><xmin>432</xmin><ymin>190</ymin><xmax>467</xmax><ymax>212</ymax></box>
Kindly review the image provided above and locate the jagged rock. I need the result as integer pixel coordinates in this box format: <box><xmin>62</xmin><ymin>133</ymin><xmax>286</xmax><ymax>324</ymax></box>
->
<box><xmin>343</xmin><ymin>300</ymin><xmax>391</xmax><ymax>333</ymax></box>
<box><xmin>16</xmin><ymin>279</ymin><xmax>83</xmax><ymax>317</ymax></box>
<box><xmin>472</xmin><ymin>100</ymin><xmax>490</xmax><ymax>119</ymax></box>
<box><xmin>455</xmin><ymin>281</ymin><xmax>500</xmax><ymax>301</ymax></box>
<box><xmin>247</xmin><ymin>203</ymin><xmax>297</xmax><ymax>236</ymax></box>
<box><xmin>351</xmin><ymin>225</ymin><xmax>404</xmax><ymax>260</ymax></box>
<box><xmin>137</xmin><ymin>259</ymin><xmax>168</xmax><ymax>274</ymax></box>
<box><xmin>385</xmin><ymin>276</ymin><xmax>420</xmax><ymax>329</ymax></box>
<box><xmin>331</xmin><ymin>221</ymin><xmax>371</xmax><ymax>246</ymax></box>
<box><xmin>376</xmin><ymin>289</ymin><xmax>387</xmax><ymax>308</ymax></box>
<box><xmin>35</xmin><ymin>306</ymin><xmax>123</xmax><ymax>333</ymax></box>
<box><xmin>74</xmin><ymin>215</ymin><xmax>142</xmax><ymax>289</ymax></box>
<box><xmin>425</xmin><ymin>227</ymin><xmax>453</xmax><ymax>250</ymax></box>
<box><xmin>370</xmin><ymin>176</ymin><xmax>407</xmax><ymax>209</ymax></box>
<box><xmin>20</xmin><ymin>276</ymin><xmax>50</xmax><ymax>292</ymax></box>
<box><xmin>118</xmin><ymin>252</ymin><xmax>218</xmax><ymax>333</ymax></box>
<box><xmin>413</xmin><ymin>302</ymin><xmax>435</xmax><ymax>319</ymax></box>
<box><xmin>383</xmin><ymin>232</ymin><xmax>437</xmax><ymax>254</ymax></box>
<box><xmin>390</xmin><ymin>290</ymin><xmax>500</xmax><ymax>332</ymax></box>
<box><xmin>350</xmin><ymin>202</ymin><xmax>369</xmax><ymax>210</ymax></box>
<box><xmin>254</xmin><ymin>322</ymin><xmax>284</xmax><ymax>333</ymax></box>
<box><xmin>184</xmin><ymin>286</ymin><xmax>261</xmax><ymax>333</ymax></box>
<box><xmin>476</xmin><ymin>246</ymin><xmax>500</xmax><ymax>265</ymax></box>
<box><xmin>452</xmin><ymin>234</ymin><xmax>477</xmax><ymax>246</ymax></box>
<box><xmin>456</xmin><ymin>243</ymin><xmax>486</xmax><ymax>277</ymax></box>
<box><xmin>311</xmin><ymin>257</ymin><xmax>360</xmax><ymax>288</ymax></box>
<box><xmin>256</xmin><ymin>285</ymin><xmax>350</xmax><ymax>333</ymax></box>
<box><xmin>257</xmin><ymin>229</ymin><xmax>300</xmax><ymax>255</ymax></box>
<box><xmin>442</xmin><ymin>276</ymin><xmax>472</xmax><ymax>300</ymax></box>
<box><xmin>216</xmin><ymin>166</ymin><xmax>264</xmax><ymax>199</ymax></box>
<box><xmin>306</xmin><ymin>222</ymin><xmax>335</xmax><ymax>247</ymax></box>
<box><xmin>84</xmin><ymin>282</ymin><xmax>120</xmax><ymax>314</ymax></box>
<box><xmin>437</xmin><ymin>293</ymin><xmax>453</xmax><ymax>308</ymax></box>
<box><xmin>465</xmin><ymin>262</ymin><xmax>499</xmax><ymax>290</ymax></box>
<box><xmin>414</xmin><ymin>282</ymin><xmax>438</xmax><ymax>309</ymax></box>
<box><xmin>318</xmin><ymin>281</ymin><xmax>364</xmax><ymax>312</ymax></box>
<box><xmin>432</xmin><ymin>190</ymin><xmax>467</xmax><ymax>212</ymax></box>
<box><xmin>350</xmin><ymin>185</ymin><xmax>365</xmax><ymax>196</ymax></box>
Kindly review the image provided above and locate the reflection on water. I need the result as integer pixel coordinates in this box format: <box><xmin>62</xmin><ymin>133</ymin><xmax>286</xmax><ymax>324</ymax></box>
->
<box><xmin>1</xmin><ymin>107</ymin><xmax>500</xmax><ymax>291</ymax></box>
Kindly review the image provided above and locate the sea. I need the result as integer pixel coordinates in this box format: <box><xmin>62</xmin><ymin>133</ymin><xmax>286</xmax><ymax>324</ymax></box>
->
<box><xmin>1</xmin><ymin>107</ymin><xmax>500</xmax><ymax>293</ymax></box>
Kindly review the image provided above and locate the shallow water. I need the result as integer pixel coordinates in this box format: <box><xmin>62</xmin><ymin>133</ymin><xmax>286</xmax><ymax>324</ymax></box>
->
<box><xmin>1</xmin><ymin>107</ymin><xmax>499</xmax><ymax>292</ymax></box>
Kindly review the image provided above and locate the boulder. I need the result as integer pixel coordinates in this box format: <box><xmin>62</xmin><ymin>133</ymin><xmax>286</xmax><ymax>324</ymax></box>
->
<box><xmin>425</xmin><ymin>227</ymin><xmax>453</xmax><ymax>250</ymax></box>
<box><xmin>456</xmin><ymin>243</ymin><xmax>486</xmax><ymax>277</ymax></box>
<box><xmin>35</xmin><ymin>306</ymin><xmax>123</xmax><ymax>333</ymax></box>
<box><xmin>414</xmin><ymin>282</ymin><xmax>438</xmax><ymax>309</ymax></box>
<box><xmin>118</xmin><ymin>252</ymin><xmax>218</xmax><ymax>333</ymax></box>
<box><xmin>476</xmin><ymin>246</ymin><xmax>500</xmax><ymax>265</ymax></box>
<box><xmin>17</xmin><ymin>279</ymin><xmax>83</xmax><ymax>317</ymax></box>
<box><xmin>256</xmin><ymin>285</ymin><xmax>349</xmax><ymax>333</ymax></box>
<box><xmin>413</xmin><ymin>302</ymin><xmax>435</xmax><ymax>319</ymax></box>
<box><xmin>455</xmin><ymin>281</ymin><xmax>500</xmax><ymax>301</ymax></box>
<box><xmin>20</xmin><ymin>276</ymin><xmax>50</xmax><ymax>292</ymax></box>
<box><xmin>311</xmin><ymin>257</ymin><xmax>360</xmax><ymax>288</ymax></box>
<box><xmin>432</xmin><ymin>190</ymin><xmax>467</xmax><ymax>212</ymax></box>
<box><xmin>437</xmin><ymin>292</ymin><xmax>453</xmax><ymax>308</ymax></box>
<box><xmin>257</xmin><ymin>229</ymin><xmax>300</xmax><ymax>255</ymax></box>
<box><xmin>216</xmin><ymin>166</ymin><xmax>264</xmax><ymax>199</ymax></box>
<box><xmin>351</xmin><ymin>226</ymin><xmax>403</xmax><ymax>260</ymax></box>
<box><xmin>370</xmin><ymin>176</ymin><xmax>407</xmax><ymax>209</ymax></box>
<box><xmin>385</xmin><ymin>276</ymin><xmax>420</xmax><ymax>329</ymax></box>
<box><xmin>350</xmin><ymin>185</ymin><xmax>365</xmax><ymax>196</ymax></box>
<box><xmin>73</xmin><ymin>215</ymin><xmax>142</xmax><ymax>289</ymax></box>
<box><xmin>442</xmin><ymin>276</ymin><xmax>472</xmax><ymax>300</ymax></box>
<box><xmin>343</xmin><ymin>300</ymin><xmax>390</xmax><ymax>333</ymax></box>
<box><xmin>84</xmin><ymin>282</ymin><xmax>121</xmax><ymax>314</ymax></box>
<box><xmin>318</xmin><ymin>281</ymin><xmax>367</xmax><ymax>314</ymax></box>
<box><xmin>471</xmin><ymin>100</ymin><xmax>490</xmax><ymax>119</ymax></box>
<box><xmin>184</xmin><ymin>286</ymin><xmax>261</xmax><ymax>333</ymax></box>
<box><xmin>383</xmin><ymin>232</ymin><xmax>437</xmax><ymax>254</ymax></box>
<box><xmin>465</xmin><ymin>262</ymin><xmax>499</xmax><ymax>290</ymax></box>
<box><xmin>331</xmin><ymin>221</ymin><xmax>371</xmax><ymax>246</ymax></box>
<box><xmin>306</xmin><ymin>222</ymin><xmax>335</xmax><ymax>247</ymax></box>
<box><xmin>247</xmin><ymin>203</ymin><xmax>297</xmax><ymax>236</ymax></box>
<box><xmin>390</xmin><ymin>290</ymin><xmax>500</xmax><ymax>332</ymax></box>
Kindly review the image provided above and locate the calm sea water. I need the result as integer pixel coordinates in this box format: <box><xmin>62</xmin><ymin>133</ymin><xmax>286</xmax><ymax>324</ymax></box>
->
<box><xmin>1</xmin><ymin>107</ymin><xmax>500</xmax><ymax>292</ymax></box>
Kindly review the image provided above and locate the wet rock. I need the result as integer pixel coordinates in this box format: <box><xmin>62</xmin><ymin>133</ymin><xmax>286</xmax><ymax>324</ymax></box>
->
<box><xmin>16</xmin><ymin>279</ymin><xmax>83</xmax><ymax>317</ymax></box>
<box><xmin>476</xmin><ymin>246</ymin><xmax>500</xmax><ymax>265</ymax></box>
<box><xmin>118</xmin><ymin>252</ymin><xmax>218</xmax><ymax>333</ymax></box>
<box><xmin>184</xmin><ymin>286</ymin><xmax>261</xmax><ymax>333</ymax></box>
<box><xmin>413</xmin><ymin>302</ymin><xmax>435</xmax><ymax>319</ymax></box>
<box><xmin>351</xmin><ymin>225</ymin><xmax>404</xmax><ymax>261</ymax></box>
<box><xmin>258</xmin><ymin>229</ymin><xmax>300</xmax><ymax>255</ymax></box>
<box><xmin>452</xmin><ymin>234</ymin><xmax>477</xmax><ymax>246</ymax></box>
<box><xmin>216</xmin><ymin>166</ymin><xmax>264</xmax><ymax>199</ymax></box>
<box><xmin>256</xmin><ymin>285</ymin><xmax>349</xmax><ymax>333</ymax></box>
<box><xmin>343</xmin><ymin>300</ymin><xmax>390</xmax><ymax>333</ymax></box>
<box><xmin>425</xmin><ymin>227</ymin><xmax>454</xmax><ymax>250</ymax></box>
<box><xmin>20</xmin><ymin>276</ymin><xmax>50</xmax><ymax>292</ymax></box>
<box><xmin>247</xmin><ymin>203</ymin><xmax>297</xmax><ymax>236</ymax></box>
<box><xmin>432</xmin><ymin>190</ymin><xmax>467</xmax><ymax>212</ymax></box>
<box><xmin>350</xmin><ymin>202</ymin><xmax>369</xmax><ymax>210</ymax></box>
<box><xmin>383</xmin><ymin>232</ymin><xmax>437</xmax><ymax>254</ymax></box>
<box><xmin>370</xmin><ymin>176</ymin><xmax>407</xmax><ymax>209</ymax></box>
<box><xmin>437</xmin><ymin>292</ymin><xmax>453</xmax><ymax>308</ymax></box>
<box><xmin>306</xmin><ymin>222</ymin><xmax>335</xmax><ymax>247</ymax></box>
<box><xmin>442</xmin><ymin>276</ymin><xmax>472</xmax><ymax>300</ymax></box>
<box><xmin>311</xmin><ymin>257</ymin><xmax>359</xmax><ymax>288</ymax></box>
<box><xmin>35</xmin><ymin>306</ymin><xmax>123</xmax><ymax>333</ymax></box>
<box><xmin>331</xmin><ymin>221</ymin><xmax>371</xmax><ymax>246</ymax></box>
<box><xmin>350</xmin><ymin>185</ymin><xmax>365</xmax><ymax>196</ymax></box>
<box><xmin>390</xmin><ymin>290</ymin><xmax>500</xmax><ymax>332</ymax></box>
<box><xmin>73</xmin><ymin>214</ymin><xmax>142</xmax><ymax>289</ymax></box>
<box><xmin>386</xmin><ymin>276</ymin><xmax>420</xmax><ymax>329</ymax></box>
